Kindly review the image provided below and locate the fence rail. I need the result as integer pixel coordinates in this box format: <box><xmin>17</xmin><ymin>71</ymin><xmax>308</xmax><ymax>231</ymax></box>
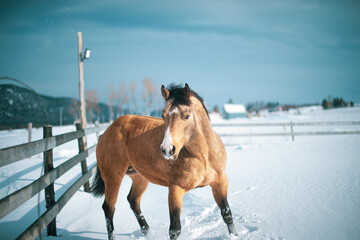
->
<box><xmin>17</xmin><ymin>165</ymin><xmax>97</xmax><ymax>240</ymax></box>
<box><xmin>0</xmin><ymin>123</ymin><xmax>108</xmax><ymax>240</ymax></box>
<box><xmin>212</xmin><ymin>121</ymin><xmax>360</xmax><ymax>127</ymax></box>
<box><xmin>0</xmin><ymin>125</ymin><xmax>103</xmax><ymax>168</ymax></box>
<box><xmin>212</xmin><ymin>121</ymin><xmax>360</xmax><ymax>142</ymax></box>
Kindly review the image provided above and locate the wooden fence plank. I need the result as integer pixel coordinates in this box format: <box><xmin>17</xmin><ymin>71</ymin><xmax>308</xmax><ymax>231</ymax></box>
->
<box><xmin>0</xmin><ymin>138</ymin><xmax>55</xmax><ymax>168</ymax></box>
<box><xmin>294</xmin><ymin>121</ymin><xmax>360</xmax><ymax>126</ymax></box>
<box><xmin>16</xmin><ymin>164</ymin><xmax>97</xmax><ymax>240</ymax></box>
<box><xmin>212</xmin><ymin>121</ymin><xmax>360</xmax><ymax>127</ymax></box>
<box><xmin>294</xmin><ymin>130</ymin><xmax>360</xmax><ymax>135</ymax></box>
<box><xmin>0</xmin><ymin>145</ymin><xmax>96</xmax><ymax>219</ymax></box>
<box><xmin>218</xmin><ymin>130</ymin><xmax>360</xmax><ymax>138</ymax></box>
<box><xmin>213</xmin><ymin>123</ymin><xmax>290</xmax><ymax>127</ymax></box>
<box><xmin>0</xmin><ymin>126</ymin><xmax>103</xmax><ymax>168</ymax></box>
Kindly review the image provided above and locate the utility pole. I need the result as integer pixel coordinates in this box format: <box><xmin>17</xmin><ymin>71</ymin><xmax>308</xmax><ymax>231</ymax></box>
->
<box><xmin>77</xmin><ymin>32</ymin><xmax>92</xmax><ymax>193</ymax></box>
<box><xmin>77</xmin><ymin>32</ymin><xmax>86</xmax><ymax>132</ymax></box>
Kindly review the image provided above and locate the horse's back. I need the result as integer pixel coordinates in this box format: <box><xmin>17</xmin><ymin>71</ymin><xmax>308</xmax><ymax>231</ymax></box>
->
<box><xmin>96</xmin><ymin>115</ymin><xmax>162</xmax><ymax>173</ymax></box>
<box><xmin>100</xmin><ymin>114</ymin><xmax>162</xmax><ymax>142</ymax></box>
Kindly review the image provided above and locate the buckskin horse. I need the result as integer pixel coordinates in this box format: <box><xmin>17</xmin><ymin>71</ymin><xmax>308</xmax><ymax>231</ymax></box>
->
<box><xmin>92</xmin><ymin>83</ymin><xmax>237</xmax><ymax>239</ymax></box>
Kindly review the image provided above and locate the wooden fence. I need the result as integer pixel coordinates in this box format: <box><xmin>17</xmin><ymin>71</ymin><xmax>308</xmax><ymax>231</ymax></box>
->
<box><xmin>0</xmin><ymin>123</ymin><xmax>108</xmax><ymax>239</ymax></box>
<box><xmin>1</xmin><ymin>120</ymin><xmax>359</xmax><ymax>238</ymax></box>
<box><xmin>212</xmin><ymin>121</ymin><xmax>360</xmax><ymax>143</ymax></box>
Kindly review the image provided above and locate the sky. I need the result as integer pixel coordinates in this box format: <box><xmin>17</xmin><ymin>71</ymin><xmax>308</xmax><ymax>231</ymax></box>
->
<box><xmin>0</xmin><ymin>0</ymin><xmax>360</xmax><ymax>110</ymax></box>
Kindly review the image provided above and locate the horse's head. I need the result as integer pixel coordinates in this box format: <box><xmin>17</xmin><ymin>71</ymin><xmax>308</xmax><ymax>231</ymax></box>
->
<box><xmin>160</xmin><ymin>83</ymin><xmax>208</xmax><ymax>161</ymax></box>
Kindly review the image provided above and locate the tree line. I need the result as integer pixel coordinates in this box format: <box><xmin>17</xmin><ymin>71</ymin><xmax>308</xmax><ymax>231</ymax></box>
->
<box><xmin>67</xmin><ymin>78</ymin><xmax>160</xmax><ymax>123</ymax></box>
<box><xmin>321</xmin><ymin>96</ymin><xmax>354</xmax><ymax>109</ymax></box>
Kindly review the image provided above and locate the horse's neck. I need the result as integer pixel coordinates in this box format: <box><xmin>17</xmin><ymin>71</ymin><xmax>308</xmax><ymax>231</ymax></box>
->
<box><xmin>185</xmin><ymin>112</ymin><xmax>213</xmax><ymax>158</ymax></box>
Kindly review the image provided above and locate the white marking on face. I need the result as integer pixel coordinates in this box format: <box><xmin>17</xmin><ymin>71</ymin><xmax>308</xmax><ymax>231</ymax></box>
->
<box><xmin>169</xmin><ymin>107</ymin><xmax>178</xmax><ymax>115</ymax></box>
<box><xmin>161</xmin><ymin>126</ymin><xmax>175</xmax><ymax>160</ymax></box>
<box><xmin>162</xmin><ymin>127</ymin><xmax>172</xmax><ymax>146</ymax></box>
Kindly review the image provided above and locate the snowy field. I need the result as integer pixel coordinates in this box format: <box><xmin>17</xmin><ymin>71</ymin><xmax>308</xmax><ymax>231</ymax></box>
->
<box><xmin>0</xmin><ymin>107</ymin><xmax>359</xmax><ymax>240</ymax></box>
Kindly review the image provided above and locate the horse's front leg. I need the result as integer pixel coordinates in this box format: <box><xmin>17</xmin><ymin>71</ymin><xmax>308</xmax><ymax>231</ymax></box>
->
<box><xmin>168</xmin><ymin>185</ymin><xmax>186</xmax><ymax>240</ymax></box>
<box><xmin>211</xmin><ymin>174</ymin><xmax>238</xmax><ymax>236</ymax></box>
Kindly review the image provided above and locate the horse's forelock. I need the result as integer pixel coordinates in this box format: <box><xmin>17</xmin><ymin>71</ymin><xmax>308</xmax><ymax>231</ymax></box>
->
<box><xmin>167</xmin><ymin>83</ymin><xmax>191</xmax><ymax>106</ymax></box>
<box><xmin>166</xmin><ymin>83</ymin><xmax>209</xmax><ymax>119</ymax></box>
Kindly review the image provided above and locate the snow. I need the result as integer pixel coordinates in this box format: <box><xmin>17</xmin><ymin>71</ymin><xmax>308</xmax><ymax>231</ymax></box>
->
<box><xmin>223</xmin><ymin>104</ymin><xmax>247</xmax><ymax>114</ymax></box>
<box><xmin>1</xmin><ymin>107</ymin><xmax>360</xmax><ymax>240</ymax></box>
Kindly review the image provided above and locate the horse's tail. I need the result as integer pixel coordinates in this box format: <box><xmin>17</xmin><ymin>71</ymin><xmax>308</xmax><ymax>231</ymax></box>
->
<box><xmin>91</xmin><ymin>166</ymin><xmax>105</xmax><ymax>197</ymax></box>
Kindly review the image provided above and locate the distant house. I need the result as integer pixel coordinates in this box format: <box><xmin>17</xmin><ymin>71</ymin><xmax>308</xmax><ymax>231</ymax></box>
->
<box><xmin>223</xmin><ymin>104</ymin><xmax>247</xmax><ymax>119</ymax></box>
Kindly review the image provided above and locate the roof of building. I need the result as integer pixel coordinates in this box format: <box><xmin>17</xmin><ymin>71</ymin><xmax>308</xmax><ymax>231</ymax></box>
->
<box><xmin>223</xmin><ymin>104</ymin><xmax>246</xmax><ymax>114</ymax></box>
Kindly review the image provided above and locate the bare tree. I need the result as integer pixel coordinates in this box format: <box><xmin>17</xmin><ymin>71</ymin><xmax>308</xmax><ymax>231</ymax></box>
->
<box><xmin>95</xmin><ymin>98</ymin><xmax>100</xmax><ymax>122</ymax></box>
<box><xmin>142</xmin><ymin>78</ymin><xmax>157</xmax><ymax>115</ymax></box>
<box><xmin>129</xmin><ymin>81</ymin><xmax>138</xmax><ymax>114</ymax></box>
<box><xmin>116</xmin><ymin>82</ymin><xmax>128</xmax><ymax>117</ymax></box>
<box><xmin>86</xmin><ymin>90</ymin><xmax>99</xmax><ymax>123</ymax></box>
<box><xmin>108</xmin><ymin>82</ymin><xmax>116</xmax><ymax>122</ymax></box>
<box><xmin>68</xmin><ymin>98</ymin><xmax>79</xmax><ymax>121</ymax></box>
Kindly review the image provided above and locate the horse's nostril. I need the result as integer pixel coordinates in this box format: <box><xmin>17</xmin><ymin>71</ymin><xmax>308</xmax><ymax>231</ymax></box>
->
<box><xmin>161</xmin><ymin>147</ymin><xmax>166</xmax><ymax>155</ymax></box>
<box><xmin>170</xmin><ymin>145</ymin><xmax>176</xmax><ymax>155</ymax></box>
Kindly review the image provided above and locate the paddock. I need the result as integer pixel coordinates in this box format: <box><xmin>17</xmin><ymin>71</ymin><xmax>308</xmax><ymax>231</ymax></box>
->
<box><xmin>0</xmin><ymin>107</ymin><xmax>359</xmax><ymax>240</ymax></box>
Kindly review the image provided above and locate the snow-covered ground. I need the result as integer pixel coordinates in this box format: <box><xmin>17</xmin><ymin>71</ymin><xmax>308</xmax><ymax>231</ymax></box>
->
<box><xmin>1</xmin><ymin>107</ymin><xmax>360</xmax><ymax>240</ymax></box>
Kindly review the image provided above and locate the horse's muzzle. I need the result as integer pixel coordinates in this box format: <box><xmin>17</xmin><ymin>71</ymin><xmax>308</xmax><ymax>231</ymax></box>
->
<box><xmin>160</xmin><ymin>144</ymin><xmax>176</xmax><ymax>160</ymax></box>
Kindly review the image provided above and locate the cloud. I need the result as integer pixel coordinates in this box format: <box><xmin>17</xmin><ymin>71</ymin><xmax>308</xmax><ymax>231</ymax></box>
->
<box><xmin>0</xmin><ymin>0</ymin><xmax>359</xmax><ymax>105</ymax></box>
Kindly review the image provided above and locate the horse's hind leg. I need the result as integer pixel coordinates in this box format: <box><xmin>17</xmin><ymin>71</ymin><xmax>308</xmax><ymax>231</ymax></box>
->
<box><xmin>211</xmin><ymin>174</ymin><xmax>238</xmax><ymax>236</ymax></box>
<box><xmin>127</xmin><ymin>173</ymin><xmax>150</xmax><ymax>234</ymax></box>
<box><xmin>102</xmin><ymin>175</ymin><xmax>124</xmax><ymax>240</ymax></box>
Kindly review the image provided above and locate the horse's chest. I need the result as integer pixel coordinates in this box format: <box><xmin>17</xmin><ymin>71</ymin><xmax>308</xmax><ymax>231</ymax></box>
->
<box><xmin>130</xmin><ymin>158</ymin><xmax>169</xmax><ymax>186</ymax></box>
<box><xmin>170</xmin><ymin>165</ymin><xmax>214</xmax><ymax>190</ymax></box>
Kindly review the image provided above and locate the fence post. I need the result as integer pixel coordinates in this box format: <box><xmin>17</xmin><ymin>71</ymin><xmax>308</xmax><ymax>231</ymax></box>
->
<box><xmin>75</xmin><ymin>123</ymin><xmax>91</xmax><ymax>193</ymax></box>
<box><xmin>28</xmin><ymin>122</ymin><xmax>32</xmax><ymax>143</ymax></box>
<box><xmin>290</xmin><ymin>121</ymin><xmax>294</xmax><ymax>142</ymax></box>
<box><xmin>95</xmin><ymin>121</ymin><xmax>100</xmax><ymax>140</ymax></box>
<box><xmin>283</xmin><ymin>123</ymin><xmax>287</xmax><ymax>142</ymax></box>
<box><xmin>43</xmin><ymin>125</ymin><xmax>57</xmax><ymax>236</ymax></box>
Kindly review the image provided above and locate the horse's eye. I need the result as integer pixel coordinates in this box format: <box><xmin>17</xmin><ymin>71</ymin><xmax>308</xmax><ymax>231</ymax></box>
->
<box><xmin>184</xmin><ymin>115</ymin><xmax>190</xmax><ymax>120</ymax></box>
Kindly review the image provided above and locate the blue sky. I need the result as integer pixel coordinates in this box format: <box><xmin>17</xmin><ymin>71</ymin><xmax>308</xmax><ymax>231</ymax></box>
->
<box><xmin>0</xmin><ymin>0</ymin><xmax>359</xmax><ymax>110</ymax></box>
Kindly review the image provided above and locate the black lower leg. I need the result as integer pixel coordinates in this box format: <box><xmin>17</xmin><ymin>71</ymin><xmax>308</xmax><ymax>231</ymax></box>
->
<box><xmin>169</xmin><ymin>208</ymin><xmax>181</xmax><ymax>240</ymax></box>
<box><xmin>133</xmin><ymin>212</ymin><xmax>149</xmax><ymax>234</ymax></box>
<box><xmin>220</xmin><ymin>199</ymin><xmax>237</xmax><ymax>236</ymax></box>
<box><xmin>102</xmin><ymin>201</ymin><xmax>116</xmax><ymax>240</ymax></box>
<box><xmin>127</xmin><ymin>195</ymin><xmax>149</xmax><ymax>234</ymax></box>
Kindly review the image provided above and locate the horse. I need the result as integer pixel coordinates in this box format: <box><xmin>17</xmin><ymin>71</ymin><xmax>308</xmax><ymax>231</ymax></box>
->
<box><xmin>92</xmin><ymin>83</ymin><xmax>237</xmax><ymax>239</ymax></box>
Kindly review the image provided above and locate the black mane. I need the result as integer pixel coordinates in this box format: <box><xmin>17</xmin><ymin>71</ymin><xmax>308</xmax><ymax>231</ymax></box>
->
<box><xmin>167</xmin><ymin>83</ymin><xmax>209</xmax><ymax>118</ymax></box>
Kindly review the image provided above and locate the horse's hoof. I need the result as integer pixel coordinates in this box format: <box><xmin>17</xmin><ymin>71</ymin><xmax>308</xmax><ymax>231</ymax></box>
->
<box><xmin>108</xmin><ymin>231</ymin><xmax>116</xmax><ymax>240</ymax></box>
<box><xmin>169</xmin><ymin>229</ymin><xmax>181</xmax><ymax>240</ymax></box>
<box><xmin>228</xmin><ymin>224</ymin><xmax>238</xmax><ymax>236</ymax></box>
<box><xmin>141</xmin><ymin>225</ymin><xmax>149</xmax><ymax>235</ymax></box>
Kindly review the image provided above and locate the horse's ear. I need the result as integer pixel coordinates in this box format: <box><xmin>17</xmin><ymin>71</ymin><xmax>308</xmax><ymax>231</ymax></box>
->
<box><xmin>161</xmin><ymin>85</ymin><xmax>170</xmax><ymax>100</ymax></box>
<box><xmin>184</xmin><ymin>83</ymin><xmax>190</xmax><ymax>98</ymax></box>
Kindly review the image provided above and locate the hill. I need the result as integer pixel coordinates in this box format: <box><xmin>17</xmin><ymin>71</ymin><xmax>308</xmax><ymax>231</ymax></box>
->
<box><xmin>0</xmin><ymin>84</ymin><xmax>110</xmax><ymax>129</ymax></box>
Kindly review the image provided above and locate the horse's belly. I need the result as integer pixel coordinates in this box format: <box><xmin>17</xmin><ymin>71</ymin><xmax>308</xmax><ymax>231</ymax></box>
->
<box><xmin>131</xmin><ymin>165</ymin><xmax>169</xmax><ymax>187</ymax></box>
<box><xmin>170</xmin><ymin>168</ymin><xmax>217</xmax><ymax>191</ymax></box>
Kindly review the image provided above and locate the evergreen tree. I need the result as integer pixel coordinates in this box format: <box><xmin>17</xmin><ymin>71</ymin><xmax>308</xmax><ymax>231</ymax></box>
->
<box><xmin>322</xmin><ymin>99</ymin><xmax>329</xmax><ymax>109</ymax></box>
